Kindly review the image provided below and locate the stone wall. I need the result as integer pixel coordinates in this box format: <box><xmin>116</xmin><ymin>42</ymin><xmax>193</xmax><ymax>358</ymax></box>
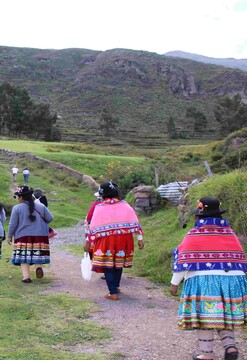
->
<box><xmin>132</xmin><ymin>185</ymin><xmax>161</xmax><ymax>214</ymax></box>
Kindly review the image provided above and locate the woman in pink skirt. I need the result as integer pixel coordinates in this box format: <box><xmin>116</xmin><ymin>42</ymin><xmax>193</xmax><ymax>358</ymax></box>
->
<box><xmin>84</xmin><ymin>181</ymin><xmax>144</xmax><ymax>300</ymax></box>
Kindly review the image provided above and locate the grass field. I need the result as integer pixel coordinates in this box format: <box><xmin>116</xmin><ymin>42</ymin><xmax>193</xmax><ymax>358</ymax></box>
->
<box><xmin>0</xmin><ymin>138</ymin><xmax>246</xmax><ymax>358</ymax></box>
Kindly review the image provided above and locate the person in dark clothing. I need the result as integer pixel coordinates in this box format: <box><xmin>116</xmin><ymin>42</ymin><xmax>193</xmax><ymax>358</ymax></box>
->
<box><xmin>33</xmin><ymin>188</ymin><xmax>57</xmax><ymax>238</ymax></box>
<box><xmin>33</xmin><ymin>188</ymin><xmax>48</xmax><ymax>207</ymax></box>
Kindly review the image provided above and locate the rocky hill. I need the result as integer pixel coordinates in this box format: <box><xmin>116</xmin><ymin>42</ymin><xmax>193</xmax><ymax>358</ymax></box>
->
<box><xmin>1</xmin><ymin>46</ymin><xmax>247</xmax><ymax>146</ymax></box>
<box><xmin>165</xmin><ymin>50</ymin><xmax>247</xmax><ymax>72</ymax></box>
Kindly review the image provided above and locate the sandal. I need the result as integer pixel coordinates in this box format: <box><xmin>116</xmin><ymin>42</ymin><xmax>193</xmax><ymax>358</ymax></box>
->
<box><xmin>224</xmin><ymin>347</ymin><xmax>238</xmax><ymax>360</ymax></box>
<box><xmin>192</xmin><ymin>351</ymin><xmax>213</xmax><ymax>360</ymax></box>
<box><xmin>104</xmin><ymin>294</ymin><xmax>119</xmax><ymax>300</ymax></box>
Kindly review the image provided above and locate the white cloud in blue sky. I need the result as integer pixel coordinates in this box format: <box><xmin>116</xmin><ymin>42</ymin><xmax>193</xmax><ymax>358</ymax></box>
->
<box><xmin>0</xmin><ymin>0</ymin><xmax>246</xmax><ymax>58</ymax></box>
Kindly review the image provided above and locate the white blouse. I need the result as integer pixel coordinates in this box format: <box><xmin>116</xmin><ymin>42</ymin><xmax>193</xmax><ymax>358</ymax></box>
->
<box><xmin>171</xmin><ymin>269</ymin><xmax>246</xmax><ymax>286</ymax></box>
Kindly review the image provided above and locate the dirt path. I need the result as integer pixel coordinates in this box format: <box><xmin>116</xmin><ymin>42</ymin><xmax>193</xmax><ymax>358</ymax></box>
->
<box><xmin>44</xmin><ymin>227</ymin><xmax>247</xmax><ymax>360</ymax></box>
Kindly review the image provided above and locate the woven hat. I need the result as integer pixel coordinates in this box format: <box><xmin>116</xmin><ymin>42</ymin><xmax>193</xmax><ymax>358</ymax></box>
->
<box><xmin>191</xmin><ymin>196</ymin><xmax>227</xmax><ymax>216</ymax></box>
<box><xmin>14</xmin><ymin>185</ymin><xmax>33</xmax><ymax>197</ymax></box>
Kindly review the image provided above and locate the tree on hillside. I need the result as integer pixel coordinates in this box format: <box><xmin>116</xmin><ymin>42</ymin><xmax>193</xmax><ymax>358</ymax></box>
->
<box><xmin>99</xmin><ymin>107</ymin><xmax>119</xmax><ymax>138</ymax></box>
<box><xmin>214</xmin><ymin>94</ymin><xmax>247</xmax><ymax>137</ymax></box>
<box><xmin>167</xmin><ymin>116</ymin><xmax>178</xmax><ymax>139</ymax></box>
<box><xmin>186</xmin><ymin>107</ymin><xmax>207</xmax><ymax>137</ymax></box>
<box><xmin>0</xmin><ymin>82</ymin><xmax>32</xmax><ymax>136</ymax></box>
<box><xmin>26</xmin><ymin>103</ymin><xmax>58</xmax><ymax>140</ymax></box>
<box><xmin>0</xmin><ymin>82</ymin><xmax>61</xmax><ymax>141</ymax></box>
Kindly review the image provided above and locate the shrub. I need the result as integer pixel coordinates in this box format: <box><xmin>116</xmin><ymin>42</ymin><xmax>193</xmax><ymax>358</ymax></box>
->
<box><xmin>210</xmin><ymin>160</ymin><xmax>230</xmax><ymax>173</ymax></box>
<box><xmin>118</xmin><ymin>165</ymin><xmax>155</xmax><ymax>196</ymax></box>
<box><xmin>54</xmin><ymin>172</ymin><xmax>67</xmax><ymax>181</ymax></box>
<box><xmin>46</xmin><ymin>146</ymin><xmax>61</xmax><ymax>153</ymax></box>
<box><xmin>64</xmin><ymin>178</ymin><xmax>80</xmax><ymax>188</ymax></box>
<box><xmin>181</xmin><ymin>152</ymin><xmax>201</xmax><ymax>163</ymax></box>
<box><xmin>189</xmin><ymin>170</ymin><xmax>247</xmax><ymax>235</ymax></box>
<box><xmin>234</xmin><ymin>213</ymin><xmax>247</xmax><ymax>238</ymax></box>
<box><xmin>211</xmin><ymin>152</ymin><xmax>223</xmax><ymax>161</ymax></box>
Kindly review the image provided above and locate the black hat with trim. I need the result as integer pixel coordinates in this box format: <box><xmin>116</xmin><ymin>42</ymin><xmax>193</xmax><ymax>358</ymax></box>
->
<box><xmin>191</xmin><ymin>196</ymin><xmax>227</xmax><ymax>216</ymax></box>
<box><xmin>14</xmin><ymin>185</ymin><xmax>33</xmax><ymax>198</ymax></box>
<box><xmin>98</xmin><ymin>181</ymin><xmax>118</xmax><ymax>197</ymax></box>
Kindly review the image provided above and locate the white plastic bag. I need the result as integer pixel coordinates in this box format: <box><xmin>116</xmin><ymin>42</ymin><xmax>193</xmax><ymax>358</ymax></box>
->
<box><xmin>81</xmin><ymin>252</ymin><xmax>92</xmax><ymax>281</ymax></box>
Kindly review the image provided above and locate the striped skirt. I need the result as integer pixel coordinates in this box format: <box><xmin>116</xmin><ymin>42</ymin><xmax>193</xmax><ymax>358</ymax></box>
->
<box><xmin>178</xmin><ymin>275</ymin><xmax>247</xmax><ymax>330</ymax></box>
<box><xmin>92</xmin><ymin>233</ymin><xmax>134</xmax><ymax>273</ymax></box>
<box><xmin>11</xmin><ymin>236</ymin><xmax>50</xmax><ymax>265</ymax></box>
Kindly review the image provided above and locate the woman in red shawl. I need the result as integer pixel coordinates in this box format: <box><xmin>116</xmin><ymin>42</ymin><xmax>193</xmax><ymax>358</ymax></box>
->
<box><xmin>84</xmin><ymin>181</ymin><xmax>144</xmax><ymax>300</ymax></box>
<box><xmin>170</xmin><ymin>197</ymin><xmax>247</xmax><ymax>360</ymax></box>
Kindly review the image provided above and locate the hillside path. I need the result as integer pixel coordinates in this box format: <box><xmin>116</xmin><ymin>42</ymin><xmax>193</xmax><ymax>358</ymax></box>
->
<box><xmin>44</xmin><ymin>223</ymin><xmax>247</xmax><ymax>360</ymax></box>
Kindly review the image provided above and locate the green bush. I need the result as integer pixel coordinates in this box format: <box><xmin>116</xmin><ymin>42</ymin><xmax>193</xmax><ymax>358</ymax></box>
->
<box><xmin>54</xmin><ymin>172</ymin><xmax>67</xmax><ymax>181</ymax></box>
<box><xmin>118</xmin><ymin>165</ymin><xmax>156</xmax><ymax>195</ymax></box>
<box><xmin>65</xmin><ymin>178</ymin><xmax>80</xmax><ymax>188</ymax></box>
<box><xmin>224</xmin><ymin>151</ymin><xmax>242</xmax><ymax>168</ymax></box>
<box><xmin>210</xmin><ymin>160</ymin><xmax>230</xmax><ymax>173</ymax></box>
<box><xmin>224</xmin><ymin>127</ymin><xmax>247</xmax><ymax>149</ymax></box>
<box><xmin>211</xmin><ymin>152</ymin><xmax>223</xmax><ymax>161</ymax></box>
<box><xmin>181</xmin><ymin>152</ymin><xmax>201</xmax><ymax>163</ymax></box>
<box><xmin>189</xmin><ymin>170</ymin><xmax>247</xmax><ymax>235</ymax></box>
<box><xmin>234</xmin><ymin>213</ymin><xmax>247</xmax><ymax>238</ymax></box>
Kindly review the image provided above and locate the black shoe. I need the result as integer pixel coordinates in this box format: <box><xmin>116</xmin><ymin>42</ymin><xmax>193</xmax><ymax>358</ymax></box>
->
<box><xmin>225</xmin><ymin>347</ymin><xmax>238</xmax><ymax>360</ymax></box>
<box><xmin>22</xmin><ymin>278</ymin><xmax>32</xmax><ymax>283</ymax></box>
<box><xmin>36</xmin><ymin>267</ymin><xmax>44</xmax><ymax>279</ymax></box>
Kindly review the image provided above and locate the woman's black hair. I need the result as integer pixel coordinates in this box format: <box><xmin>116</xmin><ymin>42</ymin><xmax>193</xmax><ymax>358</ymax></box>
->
<box><xmin>22</xmin><ymin>193</ymin><xmax>36</xmax><ymax>222</ymax></box>
<box><xmin>102</xmin><ymin>189</ymin><xmax>119</xmax><ymax>200</ymax></box>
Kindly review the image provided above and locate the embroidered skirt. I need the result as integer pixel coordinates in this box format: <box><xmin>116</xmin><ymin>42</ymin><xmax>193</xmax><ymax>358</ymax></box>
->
<box><xmin>92</xmin><ymin>233</ymin><xmax>134</xmax><ymax>273</ymax></box>
<box><xmin>11</xmin><ymin>236</ymin><xmax>50</xmax><ymax>265</ymax></box>
<box><xmin>178</xmin><ymin>275</ymin><xmax>247</xmax><ymax>330</ymax></box>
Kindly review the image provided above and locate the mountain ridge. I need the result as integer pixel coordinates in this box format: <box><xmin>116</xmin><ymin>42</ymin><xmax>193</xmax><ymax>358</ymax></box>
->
<box><xmin>165</xmin><ymin>50</ymin><xmax>247</xmax><ymax>72</ymax></box>
<box><xmin>1</xmin><ymin>46</ymin><xmax>247</xmax><ymax>146</ymax></box>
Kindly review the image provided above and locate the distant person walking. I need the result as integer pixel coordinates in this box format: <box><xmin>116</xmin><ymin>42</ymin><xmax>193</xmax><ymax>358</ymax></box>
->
<box><xmin>23</xmin><ymin>167</ymin><xmax>30</xmax><ymax>183</ymax></box>
<box><xmin>7</xmin><ymin>185</ymin><xmax>54</xmax><ymax>283</ymax></box>
<box><xmin>11</xmin><ymin>166</ymin><xmax>19</xmax><ymax>182</ymax></box>
<box><xmin>0</xmin><ymin>202</ymin><xmax>7</xmax><ymax>259</ymax></box>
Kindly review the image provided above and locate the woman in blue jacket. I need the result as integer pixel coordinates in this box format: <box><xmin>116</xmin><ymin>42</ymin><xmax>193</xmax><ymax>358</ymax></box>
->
<box><xmin>7</xmin><ymin>185</ymin><xmax>54</xmax><ymax>283</ymax></box>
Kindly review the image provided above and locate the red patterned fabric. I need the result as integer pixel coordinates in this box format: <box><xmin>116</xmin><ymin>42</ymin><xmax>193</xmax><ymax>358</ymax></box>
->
<box><xmin>179</xmin><ymin>227</ymin><xmax>244</xmax><ymax>261</ymax></box>
<box><xmin>92</xmin><ymin>233</ymin><xmax>134</xmax><ymax>273</ymax></box>
<box><xmin>174</xmin><ymin>225</ymin><xmax>247</xmax><ymax>272</ymax></box>
<box><xmin>88</xmin><ymin>198</ymin><xmax>143</xmax><ymax>242</ymax></box>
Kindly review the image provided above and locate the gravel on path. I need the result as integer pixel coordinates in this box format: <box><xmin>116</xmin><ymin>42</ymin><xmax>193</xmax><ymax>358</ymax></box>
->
<box><xmin>44</xmin><ymin>224</ymin><xmax>247</xmax><ymax>360</ymax></box>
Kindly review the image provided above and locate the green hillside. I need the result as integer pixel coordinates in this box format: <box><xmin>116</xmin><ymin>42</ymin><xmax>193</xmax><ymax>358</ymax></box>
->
<box><xmin>1</xmin><ymin>46</ymin><xmax>247</xmax><ymax>146</ymax></box>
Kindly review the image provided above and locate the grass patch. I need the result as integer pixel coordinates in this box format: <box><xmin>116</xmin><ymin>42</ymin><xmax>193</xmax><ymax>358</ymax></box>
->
<box><xmin>0</xmin><ymin>244</ymin><xmax>110</xmax><ymax>360</ymax></box>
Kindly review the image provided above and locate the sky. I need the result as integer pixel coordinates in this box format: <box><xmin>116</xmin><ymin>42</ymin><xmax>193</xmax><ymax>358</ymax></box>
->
<box><xmin>1</xmin><ymin>0</ymin><xmax>247</xmax><ymax>59</ymax></box>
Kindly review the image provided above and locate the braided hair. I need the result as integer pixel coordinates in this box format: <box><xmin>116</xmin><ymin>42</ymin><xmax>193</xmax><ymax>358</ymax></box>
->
<box><xmin>22</xmin><ymin>193</ymin><xmax>36</xmax><ymax>222</ymax></box>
